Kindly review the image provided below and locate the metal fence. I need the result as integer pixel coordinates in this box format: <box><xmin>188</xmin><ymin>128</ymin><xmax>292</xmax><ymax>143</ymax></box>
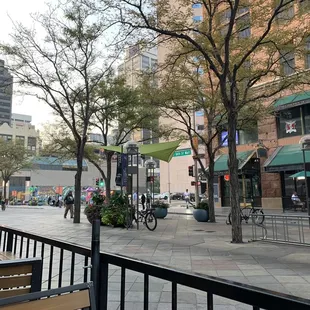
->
<box><xmin>1</xmin><ymin>223</ymin><xmax>310</xmax><ymax>310</ymax></box>
<box><xmin>251</xmin><ymin>214</ymin><xmax>310</xmax><ymax>246</ymax></box>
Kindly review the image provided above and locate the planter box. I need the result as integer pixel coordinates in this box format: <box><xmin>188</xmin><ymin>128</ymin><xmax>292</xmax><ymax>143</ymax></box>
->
<box><xmin>154</xmin><ymin>207</ymin><xmax>168</xmax><ymax>219</ymax></box>
<box><xmin>193</xmin><ymin>209</ymin><xmax>209</xmax><ymax>222</ymax></box>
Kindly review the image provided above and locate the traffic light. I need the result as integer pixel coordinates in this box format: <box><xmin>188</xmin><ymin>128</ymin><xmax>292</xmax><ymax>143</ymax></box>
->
<box><xmin>95</xmin><ymin>178</ymin><xmax>99</xmax><ymax>186</ymax></box>
<box><xmin>99</xmin><ymin>178</ymin><xmax>104</xmax><ymax>187</ymax></box>
<box><xmin>188</xmin><ymin>165</ymin><xmax>194</xmax><ymax>177</ymax></box>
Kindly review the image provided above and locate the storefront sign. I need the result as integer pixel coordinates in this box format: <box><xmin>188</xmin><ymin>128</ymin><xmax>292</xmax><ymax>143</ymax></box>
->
<box><xmin>285</xmin><ymin>121</ymin><xmax>297</xmax><ymax>134</ymax></box>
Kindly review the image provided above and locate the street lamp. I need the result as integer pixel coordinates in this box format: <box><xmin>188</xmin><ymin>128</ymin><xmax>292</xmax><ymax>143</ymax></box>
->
<box><xmin>299</xmin><ymin>135</ymin><xmax>310</xmax><ymax>223</ymax></box>
<box><xmin>145</xmin><ymin>159</ymin><xmax>157</xmax><ymax>207</ymax></box>
<box><xmin>124</xmin><ymin>141</ymin><xmax>140</xmax><ymax>230</ymax></box>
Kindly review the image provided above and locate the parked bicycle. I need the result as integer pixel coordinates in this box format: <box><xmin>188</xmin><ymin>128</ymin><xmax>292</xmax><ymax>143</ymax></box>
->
<box><xmin>126</xmin><ymin>206</ymin><xmax>157</xmax><ymax>231</ymax></box>
<box><xmin>226</xmin><ymin>205</ymin><xmax>265</xmax><ymax>225</ymax></box>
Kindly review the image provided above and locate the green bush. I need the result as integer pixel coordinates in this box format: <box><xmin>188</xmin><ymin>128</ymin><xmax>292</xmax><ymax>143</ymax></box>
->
<box><xmin>151</xmin><ymin>200</ymin><xmax>170</xmax><ymax>209</ymax></box>
<box><xmin>100</xmin><ymin>193</ymin><xmax>129</xmax><ymax>227</ymax></box>
<box><xmin>194</xmin><ymin>201</ymin><xmax>209</xmax><ymax>210</ymax></box>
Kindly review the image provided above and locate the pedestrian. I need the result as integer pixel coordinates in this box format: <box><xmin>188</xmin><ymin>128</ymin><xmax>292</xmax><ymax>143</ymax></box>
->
<box><xmin>183</xmin><ymin>189</ymin><xmax>193</xmax><ymax>209</ymax></box>
<box><xmin>141</xmin><ymin>193</ymin><xmax>146</xmax><ymax>210</ymax></box>
<box><xmin>58</xmin><ymin>195</ymin><xmax>63</xmax><ymax>208</ymax></box>
<box><xmin>146</xmin><ymin>193</ymin><xmax>151</xmax><ymax>208</ymax></box>
<box><xmin>64</xmin><ymin>191</ymin><xmax>74</xmax><ymax>219</ymax></box>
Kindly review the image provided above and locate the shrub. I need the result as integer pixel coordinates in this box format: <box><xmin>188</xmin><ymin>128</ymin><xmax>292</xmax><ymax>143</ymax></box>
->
<box><xmin>194</xmin><ymin>201</ymin><xmax>209</xmax><ymax>210</ymax></box>
<box><xmin>100</xmin><ymin>193</ymin><xmax>129</xmax><ymax>227</ymax></box>
<box><xmin>151</xmin><ymin>200</ymin><xmax>170</xmax><ymax>209</ymax></box>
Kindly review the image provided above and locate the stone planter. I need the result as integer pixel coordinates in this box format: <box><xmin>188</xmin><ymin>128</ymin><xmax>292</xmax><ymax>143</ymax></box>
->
<box><xmin>154</xmin><ymin>207</ymin><xmax>168</xmax><ymax>219</ymax></box>
<box><xmin>193</xmin><ymin>209</ymin><xmax>209</xmax><ymax>222</ymax></box>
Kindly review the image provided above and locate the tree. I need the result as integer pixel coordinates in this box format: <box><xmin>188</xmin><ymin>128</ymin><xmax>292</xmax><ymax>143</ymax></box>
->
<box><xmin>88</xmin><ymin>76</ymin><xmax>160</xmax><ymax>199</ymax></box>
<box><xmin>1</xmin><ymin>0</ymin><xmax>117</xmax><ymax>223</ymax></box>
<box><xmin>102</xmin><ymin>0</ymin><xmax>310</xmax><ymax>242</ymax></box>
<box><xmin>140</xmin><ymin>53</ymin><xmax>267</xmax><ymax>223</ymax></box>
<box><xmin>0</xmin><ymin>140</ymin><xmax>31</xmax><ymax>200</ymax></box>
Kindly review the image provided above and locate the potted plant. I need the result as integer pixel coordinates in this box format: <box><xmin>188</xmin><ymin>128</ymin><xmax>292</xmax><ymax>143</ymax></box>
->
<box><xmin>193</xmin><ymin>201</ymin><xmax>209</xmax><ymax>222</ymax></box>
<box><xmin>100</xmin><ymin>193</ymin><xmax>129</xmax><ymax>227</ymax></box>
<box><xmin>84</xmin><ymin>192</ymin><xmax>105</xmax><ymax>224</ymax></box>
<box><xmin>151</xmin><ymin>200</ymin><xmax>169</xmax><ymax>219</ymax></box>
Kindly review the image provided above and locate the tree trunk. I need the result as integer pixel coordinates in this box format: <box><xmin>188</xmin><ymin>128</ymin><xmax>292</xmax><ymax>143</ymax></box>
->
<box><xmin>227</xmin><ymin>108</ymin><xmax>243</xmax><ymax>243</ymax></box>
<box><xmin>207</xmin><ymin>158</ymin><xmax>216</xmax><ymax>222</ymax></box>
<box><xmin>3</xmin><ymin>181</ymin><xmax>7</xmax><ymax>201</ymax></box>
<box><xmin>105</xmin><ymin>153</ymin><xmax>112</xmax><ymax>200</ymax></box>
<box><xmin>74</xmin><ymin>145</ymin><xmax>84</xmax><ymax>224</ymax></box>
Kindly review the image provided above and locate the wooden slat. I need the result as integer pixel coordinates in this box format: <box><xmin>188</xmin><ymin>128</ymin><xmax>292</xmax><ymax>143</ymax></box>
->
<box><xmin>0</xmin><ymin>288</ymin><xmax>30</xmax><ymax>298</ymax></box>
<box><xmin>0</xmin><ymin>252</ymin><xmax>17</xmax><ymax>260</ymax></box>
<box><xmin>0</xmin><ymin>265</ymin><xmax>32</xmax><ymax>277</ymax></box>
<box><xmin>0</xmin><ymin>275</ymin><xmax>31</xmax><ymax>289</ymax></box>
<box><xmin>1</xmin><ymin>289</ymin><xmax>90</xmax><ymax>310</ymax></box>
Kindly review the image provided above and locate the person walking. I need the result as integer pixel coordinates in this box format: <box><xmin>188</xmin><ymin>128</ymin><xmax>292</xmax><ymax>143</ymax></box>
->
<box><xmin>141</xmin><ymin>193</ymin><xmax>146</xmax><ymax>210</ymax></box>
<box><xmin>64</xmin><ymin>191</ymin><xmax>74</xmax><ymax>219</ymax></box>
<box><xmin>58</xmin><ymin>195</ymin><xmax>63</xmax><ymax>208</ymax></box>
<box><xmin>184</xmin><ymin>189</ymin><xmax>193</xmax><ymax>209</ymax></box>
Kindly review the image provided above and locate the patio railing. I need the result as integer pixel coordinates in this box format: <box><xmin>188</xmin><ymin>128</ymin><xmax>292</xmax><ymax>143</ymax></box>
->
<box><xmin>1</xmin><ymin>223</ymin><xmax>310</xmax><ymax>310</ymax></box>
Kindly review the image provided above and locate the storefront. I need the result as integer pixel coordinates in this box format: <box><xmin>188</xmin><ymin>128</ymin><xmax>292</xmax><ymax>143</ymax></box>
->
<box><xmin>213</xmin><ymin>150</ymin><xmax>262</xmax><ymax>207</ymax></box>
<box><xmin>264</xmin><ymin>144</ymin><xmax>310</xmax><ymax>210</ymax></box>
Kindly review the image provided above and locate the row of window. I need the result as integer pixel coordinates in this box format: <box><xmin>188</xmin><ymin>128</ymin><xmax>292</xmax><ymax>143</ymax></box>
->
<box><xmin>0</xmin><ymin>134</ymin><xmax>36</xmax><ymax>146</ymax></box>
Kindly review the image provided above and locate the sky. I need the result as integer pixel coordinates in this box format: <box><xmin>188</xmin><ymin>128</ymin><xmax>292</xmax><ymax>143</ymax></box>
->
<box><xmin>0</xmin><ymin>0</ymin><xmax>56</xmax><ymax>129</ymax></box>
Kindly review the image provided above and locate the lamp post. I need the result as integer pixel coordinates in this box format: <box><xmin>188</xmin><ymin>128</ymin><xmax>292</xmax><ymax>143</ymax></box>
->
<box><xmin>145</xmin><ymin>159</ymin><xmax>157</xmax><ymax>207</ymax></box>
<box><xmin>124</xmin><ymin>141</ymin><xmax>140</xmax><ymax>230</ymax></box>
<box><xmin>299</xmin><ymin>135</ymin><xmax>310</xmax><ymax>225</ymax></box>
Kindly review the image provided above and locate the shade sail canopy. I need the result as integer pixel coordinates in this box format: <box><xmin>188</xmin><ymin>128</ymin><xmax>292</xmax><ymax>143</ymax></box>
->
<box><xmin>213</xmin><ymin>150</ymin><xmax>255</xmax><ymax>176</ymax></box>
<box><xmin>289</xmin><ymin>171</ymin><xmax>310</xmax><ymax>179</ymax></box>
<box><xmin>274</xmin><ymin>91</ymin><xmax>310</xmax><ymax>110</ymax></box>
<box><xmin>264</xmin><ymin>144</ymin><xmax>310</xmax><ymax>172</ymax></box>
<box><xmin>101</xmin><ymin>140</ymin><xmax>181</xmax><ymax>162</ymax></box>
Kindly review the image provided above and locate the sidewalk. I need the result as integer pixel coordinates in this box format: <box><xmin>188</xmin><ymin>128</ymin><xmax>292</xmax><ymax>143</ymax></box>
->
<box><xmin>1</xmin><ymin>207</ymin><xmax>310</xmax><ymax>309</ymax></box>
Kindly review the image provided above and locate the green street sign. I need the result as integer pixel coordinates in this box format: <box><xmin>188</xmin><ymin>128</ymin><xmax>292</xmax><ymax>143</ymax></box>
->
<box><xmin>173</xmin><ymin>149</ymin><xmax>192</xmax><ymax>157</ymax></box>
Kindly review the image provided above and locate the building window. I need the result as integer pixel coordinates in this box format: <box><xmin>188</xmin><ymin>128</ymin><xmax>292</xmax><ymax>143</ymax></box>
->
<box><xmin>275</xmin><ymin>0</ymin><xmax>294</xmax><ymax>23</ymax></box>
<box><xmin>197</xmin><ymin>124</ymin><xmax>204</xmax><ymax>131</ymax></box>
<box><xmin>306</xmin><ymin>37</ymin><xmax>310</xmax><ymax>69</ymax></box>
<box><xmin>141</xmin><ymin>55</ymin><xmax>150</xmax><ymax>70</ymax></box>
<box><xmin>236</xmin><ymin>13</ymin><xmax>251</xmax><ymax>39</ymax></box>
<box><xmin>238</xmin><ymin>128</ymin><xmax>258</xmax><ymax>145</ymax></box>
<box><xmin>0</xmin><ymin>134</ymin><xmax>12</xmax><ymax>141</ymax></box>
<box><xmin>277</xmin><ymin>106</ymin><xmax>302</xmax><ymax>138</ymax></box>
<box><xmin>220</xmin><ymin>9</ymin><xmax>231</xmax><ymax>24</ymax></box>
<box><xmin>303</xmin><ymin>104</ymin><xmax>310</xmax><ymax>134</ymax></box>
<box><xmin>280</xmin><ymin>50</ymin><xmax>295</xmax><ymax>75</ymax></box>
<box><xmin>151</xmin><ymin>58</ymin><xmax>157</xmax><ymax>71</ymax></box>
<box><xmin>193</xmin><ymin>16</ymin><xmax>203</xmax><ymax>23</ymax></box>
<box><xmin>192</xmin><ymin>3</ymin><xmax>202</xmax><ymax>9</ymax></box>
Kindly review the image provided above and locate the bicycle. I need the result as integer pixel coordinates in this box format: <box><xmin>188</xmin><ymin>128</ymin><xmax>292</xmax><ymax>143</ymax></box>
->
<box><xmin>226</xmin><ymin>205</ymin><xmax>264</xmax><ymax>225</ymax></box>
<box><xmin>126</xmin><ymin>206</ymin><xmax>157</xmax><ymax>231</ymax></box>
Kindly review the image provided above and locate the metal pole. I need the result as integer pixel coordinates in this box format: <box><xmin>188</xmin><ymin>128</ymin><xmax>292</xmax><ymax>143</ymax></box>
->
<box><xmin>91</xmin><ymin>219</ymin><xmax>100</xmax><ymax>309</ymax></box>
<box><xmin>120</xmin><ymin>145</ymin><xmax>123</xmax><ymax>197</ymax></box>
<box><xmin>302</xmin><ymin>148</ymin><xmax>310</xmax><ymax>226</ymax></box>
<box><xmin>242</xmin><ymin>174</ymin><xmax>246</xmax><ymax>208</ymax></box>
<box><xmin>136</xmin><ymin>149</ymin><xmax>139</xmax><ymax>230</ymax></box>
<box><xmin>168</xmin><ymin>162</ymin><xmax>171</xmax><ymax>204</ymax></box>
<box><xmin>193</xmin><ymin>110</ymin><xmax>199</xmax><ymax>207</ymax></box>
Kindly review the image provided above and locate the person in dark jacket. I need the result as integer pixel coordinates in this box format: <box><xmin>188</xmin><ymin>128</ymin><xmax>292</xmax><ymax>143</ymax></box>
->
<box><xmin>141</xmin><ymin>194</ymin><xmax>146</xmax><ymax>210</ymax></box>
<box><xmin>64</xmin><ymin>191</ymin><xmax>74</xmax><ymax>219</ymax></box>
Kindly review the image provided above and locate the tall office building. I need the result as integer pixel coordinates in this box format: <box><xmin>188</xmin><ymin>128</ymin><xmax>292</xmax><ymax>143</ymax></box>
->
<box><xmin>0</xmin><ymin>60</ymin><xmax>13</xmax><ymax>126</ymax></box>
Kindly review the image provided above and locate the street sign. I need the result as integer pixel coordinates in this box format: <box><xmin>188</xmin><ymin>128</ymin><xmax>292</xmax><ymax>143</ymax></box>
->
<box><xmin>173</xmin><ymin>149</ymin><xmax>191</xmax><ymax>157</ymax></box>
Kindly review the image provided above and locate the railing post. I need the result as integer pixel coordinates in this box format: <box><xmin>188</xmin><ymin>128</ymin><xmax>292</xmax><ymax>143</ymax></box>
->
<box><xmin>91</xmin><ymin>219</ymin><xmax>100</xmax><ymax>309</ymax></box>
<box><xmin>6</xmin><ymin>232</ymin><xmax>14</xmax><ymax>252</ymax></box>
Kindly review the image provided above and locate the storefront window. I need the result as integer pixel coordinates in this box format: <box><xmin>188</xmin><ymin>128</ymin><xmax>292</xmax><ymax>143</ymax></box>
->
<box><xmin>304</xmin><ymin>104</ymin><xmax>310</xmax><ymax>134</ymax></box>
<box><xmin>277</xmin><ymin>106</ymin><xmax>302</xmax><ymax>138</ymax></box>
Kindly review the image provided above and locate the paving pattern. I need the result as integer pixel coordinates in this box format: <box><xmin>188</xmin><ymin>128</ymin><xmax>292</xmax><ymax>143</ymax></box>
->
<box><xmin>1</xmin><ymin>205</ymin><xmax>310</xmax><ymax>309</ymax></box>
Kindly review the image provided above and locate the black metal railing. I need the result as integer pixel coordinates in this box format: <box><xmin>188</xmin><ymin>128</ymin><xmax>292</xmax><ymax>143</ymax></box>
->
<box><xmin>1</xmin><ymin>223</ymin><xmax>310</xmax><ymax>310</ymax></box>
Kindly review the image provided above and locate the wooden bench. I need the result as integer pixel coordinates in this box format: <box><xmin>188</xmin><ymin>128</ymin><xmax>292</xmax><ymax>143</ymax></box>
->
<box><xmin>0</xmin><ymin>258</ymin><xmax>42</xmax><ymax>298</ymax></box>
<box><xmin>0</xmin><ymin>282</ymin><xmax>96</xmax><ymax>310</ymax></box>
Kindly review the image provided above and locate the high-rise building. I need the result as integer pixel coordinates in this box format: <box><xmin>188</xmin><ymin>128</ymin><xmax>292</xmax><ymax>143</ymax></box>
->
<box><xmin>118</xmin><ymin>45</ymin><xmax>160</xmax><ymax>169</ymax></box>
<box><xmin>0</xmin><ymin>60</ymin><xmax>13</xmax><ymax>125</ymax></box>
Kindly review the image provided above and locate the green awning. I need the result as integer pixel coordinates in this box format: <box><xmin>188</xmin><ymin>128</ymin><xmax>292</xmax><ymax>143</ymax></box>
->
<box><xmin>289</xmin><ymin>171</ymin><xmax>310</xmax><ymax>179</ymax></box>
<box><xmin>102</xmin><ymin>140</ymin><xmax>181</xmax><ymax>162</ymax></box>
<box><xmin>274</xmin><ymin>91</ymin><xmax>310</xmax><ymax>110</ymax></box>
<box><xmin>213</xmin><ymin>150</ymin><xmax>255</xmax><ymax>175</ymax></box>
<box><xmin>264</xmin><ymin>144</ymin><xmax>310</xmax><ymax>172</ymax></box>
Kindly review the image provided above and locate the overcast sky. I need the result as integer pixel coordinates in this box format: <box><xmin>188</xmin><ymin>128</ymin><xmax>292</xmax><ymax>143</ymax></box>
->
<box><xmin>0</xmin><ymin>1</ymin><xmax>55</xmax><ymax>129</ymax></box>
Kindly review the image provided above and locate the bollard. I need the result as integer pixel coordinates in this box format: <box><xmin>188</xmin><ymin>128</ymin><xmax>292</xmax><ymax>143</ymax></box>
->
<box><xmin>91</xmin><ymin>219</ymin><xmax>100</xmax><ymax>309</ymax></box>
